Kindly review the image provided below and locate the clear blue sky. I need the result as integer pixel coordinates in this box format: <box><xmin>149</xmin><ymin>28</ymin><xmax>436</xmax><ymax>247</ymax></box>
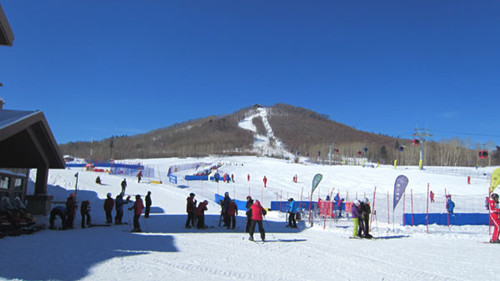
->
<box><xmin>1</xmin><ymin>1</ymin><xmax>499</xmax><ymax>148</ymax></box>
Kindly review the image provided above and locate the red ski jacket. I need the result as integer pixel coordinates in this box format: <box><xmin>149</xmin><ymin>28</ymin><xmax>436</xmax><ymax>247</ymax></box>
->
<box><xmin>490</xmin><ymin>199</ymin><xmax>500</xmax><ymax>220</ymax></box>
<box><xmin>227</xmin><ymin>201</ymin><xmax>237</xmax><ymax>216</ymax></box>
<box><xmin>250</xmin><ymin>201</ymin><xmax>266</xmax><ymax>221</ymax></box>
<box><xmin>197</xmin><ymin>201</ymin><xmax>208</xmax><ymax>216</ymax></box>
<box><xmin>132</xmin><ymin>199</ymin><xmax>144</xmax><ymax>215</ymax></box>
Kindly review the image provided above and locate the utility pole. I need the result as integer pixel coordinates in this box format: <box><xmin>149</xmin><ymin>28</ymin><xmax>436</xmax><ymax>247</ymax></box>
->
<box><xmin>413</xmin><ymin>128</ymin><xmax>432</xmax><ymax>170</ymax></box>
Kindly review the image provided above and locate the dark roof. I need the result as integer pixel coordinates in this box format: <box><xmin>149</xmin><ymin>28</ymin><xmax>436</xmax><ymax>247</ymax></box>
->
<box><xmin>0</xmin><ymin>3</ymin><xmax>14</xmax><ymax>46</ymax></box>
<box><xmin>0</xmin><ymin>109</ymin><xmax>65</xmax><ymax>168</ymax></box>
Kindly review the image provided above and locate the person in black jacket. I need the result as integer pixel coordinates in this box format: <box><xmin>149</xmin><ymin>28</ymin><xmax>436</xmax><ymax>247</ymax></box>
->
<box><xmin>245</xmin><ymin>196</ymin><xmax>254</xmax><ymax>233</ymax></box>
<box><xmin>145</xmin><ymin>191</ymin><xmax>152</xmax><ymax>218</ymax></box>
<box><xmin>359</xmin><ymin>198</ymin><xmax>372</xmax><ymax>238</ymax></box>
<box><xmin>185</xmin><ymin>193</ymin><xmax>197</xmax><ymax>228</ymax></box>
<box><xmin>80</xmin><ymin>200</ymin><xmax>91</xmax><ymax>228</ymax></box>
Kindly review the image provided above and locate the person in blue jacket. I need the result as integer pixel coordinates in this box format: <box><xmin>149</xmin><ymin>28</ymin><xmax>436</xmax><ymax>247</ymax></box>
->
<box><xmin>447</xmin><ymin>197</ymin><xmax>455</xmax><ymax>214</ymax></box>
<box><xmin>287</xmin><ymin>198</ymin><xmax>298</xmax><ymax>228</ymax></box>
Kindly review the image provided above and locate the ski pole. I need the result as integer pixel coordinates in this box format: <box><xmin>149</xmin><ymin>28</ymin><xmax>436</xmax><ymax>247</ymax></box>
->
<box><xmin>263</xmin><ymin>216</ymin><xmax>276</xmax><ymax>240</ymax></box>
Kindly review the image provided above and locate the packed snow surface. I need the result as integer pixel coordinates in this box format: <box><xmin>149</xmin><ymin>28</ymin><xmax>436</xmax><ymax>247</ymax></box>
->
<box><xmin>1</xmin><ymin>156</ymin><xmax>498</xmax><ymax>281</ymax></box>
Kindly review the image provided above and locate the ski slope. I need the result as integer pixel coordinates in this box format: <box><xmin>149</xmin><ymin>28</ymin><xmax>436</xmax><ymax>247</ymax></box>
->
<box><xmin>1</xmin><ymin>156</ymin><xmax>498</xmax><ymax>281</ymax></box>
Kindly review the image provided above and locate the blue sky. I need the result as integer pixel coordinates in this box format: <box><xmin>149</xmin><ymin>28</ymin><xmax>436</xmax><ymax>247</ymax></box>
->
<box><xmin>1</xmin><ymin>1</ymin><xmax>499</xmax><ymax>148</ymax></box>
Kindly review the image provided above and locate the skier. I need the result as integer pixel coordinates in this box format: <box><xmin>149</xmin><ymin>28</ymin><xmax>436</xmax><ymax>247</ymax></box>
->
<box><xmin>430</xmin><ymin>191</ymin><xmax>435</xmax><ymax>203</ymax></box>
<box><xmin>359</xmin><ymin>198</ymin><xmax>372</xmax><ymax>238</ymax></box>
<box><xmin>80</xmin><ymin>200</ymin><xmax>91</xmax><ymax>228</ymax></box>
<box><xmin>231</xmin><ymin>174</ymin><xmax>235</xmax><ymax>183</ymax></box>
<box><xmin>196</xmin><ymin>200</ymin><xmax>209</xmax><ymax>229</ymax></box>
<box><xmin>103</xmin><ymin>193</ymin><xmax>114</xmax><ymax>224</ymax></box>
<box><xmin>121</xmin><ymin>178</ymin><xmax>127</xmax><ymax>194</ymax></box>
<box><xmin>245</xmin><ymin>195</ymin><xmax>254</xmax><ymax>232</ymax></box>
<box><xmin>248</xmin><ymin>200</ymin><xmax>266</xmax><ymax>241</ymax></box>
<box><xmin>185</xmin><ymin>193</ymin><xmax>197</xmax><ymax>228</ymax></box>
<box><xmin>145</xmin><ymin>191</ymin><xmax>152</xmax><ymax>218</ymax></box>
<box><xmin>247</xmin><ymin>174</ymin><xmax>250</xmax><ymax>182</ymax></box>
<box><xmin>222</xmin><ymin>192</ymin><xmax>231</xmax><ymax>227</ymax></box>
<box><xmin>49</xmin><ymin>205</ymin><xmax>67</xmax><ymax>230</ymax></box>
<box><xmin>95</xmin><ymin>176</ymin><xmax>102</xmax><ymax>185</ymax></box>
<box><xmin>287</xmin><ymin>198</ymin><xmax>298</xmax><ymax>228</ymax></box>
<box><xmin>489</xmin><ymin>193</ymin><xmax>500</xmax><ymax>243</ymax></box>
<box><xmin>137</xmin><ymin>170</ymin><xmax>143</xmax><ymax>183</ymax></box>
<box><xmin>263</xmin><ymin>176</ymin><xmax>267</xmax><ymax>188</ymax></box>
<box><xmin>66</xmin><ymin>193</ymin><xmax>77</xmax><ymax>229</ymax></box>
<box><xmin>115</xmin><ymin>193</ymin><xmax>129</xmax><ymax>224</ymax></box>
<box><xmin>128</xmin><ymin>195</ymin><xmax>144</xmax><ymax>232</ymax></box>
<box><xmin>226</xmin><ymin>200</ymin><xmax>238</xmax><ymax>229</ymax></box>
<box><xmin>447</xmin><ymin>197</ymin><xmax>455</xmax><ymax>214</ymax></box>
<box><xmin>351</xmin><ymin>200</ymin><xmax>361</xmax><ymax>238</ymax></box>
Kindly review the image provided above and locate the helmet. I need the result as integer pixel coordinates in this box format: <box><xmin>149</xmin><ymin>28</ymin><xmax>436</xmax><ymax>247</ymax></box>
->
<box><xmin>354</xmin><ymin>200</ymin><xmax>361</xmax><ymax>206</ymax></box>
<box><xmin>107</xmin><ymin>193</ymin><xmax>112</xmax><ymax>197</ymax></box>
<box><xmin>224</xmin><ymin>192</ymin><xmax>229</xmax><ymax>196</ymax></box>
<box><xmin>190</xmin><ymin>193</ymin><xmax>195</xmax><ymax>197</ymax></box>
<box><xmin>288</xmin><ymin>198</ymin><xmax>293</xmax><ymax>202</ymax></box>
<box><xmin>492</xmin><ymin>193</ymin><xmax>499</xmax><ymax>200</ymax></box>
<box><xmin>246</xmin><ymin>196</ymin><xmax>252</xmax><ymax>200</ymax></box>
<box><xmin>363</xmin><ymin>198</ymin><xmax>369</xmax><ymax>204</ymax></box>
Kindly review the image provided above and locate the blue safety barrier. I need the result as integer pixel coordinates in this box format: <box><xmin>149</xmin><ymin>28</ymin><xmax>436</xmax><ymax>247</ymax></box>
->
<box><xmin>403</xmin><ymin>213</ymin><xmax>489</xmax><ymax>226</ymax></box>
<box><xmin>270</xmin><ymin>201</ymin><xmax>318</xmax><ymax>212</ymax></box>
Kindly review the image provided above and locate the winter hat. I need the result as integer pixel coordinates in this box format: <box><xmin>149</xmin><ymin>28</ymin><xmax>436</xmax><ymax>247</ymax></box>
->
<box><xmin>354</xmin><ymin>200</ymin><xmax>361</xmax><ymax>206</ymax></box>
<box><xmin>492</xmin><ymin>193</ymin><xmax>499</xmax><ymax>200</ymax></box>
<box><xmin>70</xmin><ymin>193</ymin><xmax>76</xmax><ymax>198</ymax></box>
<box><xmin>247</xmin><ymin>196</ymin><xmax>252</xmax><ymax>200</ymax></box>
<box><xmin>107</xmin><ymin>193</ymin><xmax>112</xmax><ymax>197</ymax></box>
<box><xmin>363</xmin><ymin>198</ymin><xmax>369</xmax><ymax>204</ymax></box>
<box><xmin>190</xmin><ymin>193</ymin><xmax>195</xmax><ymax>197</ymax></box>
<box><xmin>224</xmin><ymin>192</ymin><xmax>229</xmax><ymax>196</ymax></box>
<box><xmin>288</xmin><ymin>198</ymin><xmax>293</xmax><ymax>202</ymax></box>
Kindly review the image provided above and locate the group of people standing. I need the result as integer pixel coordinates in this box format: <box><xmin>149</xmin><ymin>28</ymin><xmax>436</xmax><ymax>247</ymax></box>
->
<box><xmin>185</xmin><ymin>193</ymin><xmax>209</xmax><ymax>229</ymax></box>
<box><xmin>351</xmin><ymin>198</ymin><xmax>372</xmax><ymax>239</ymax></box>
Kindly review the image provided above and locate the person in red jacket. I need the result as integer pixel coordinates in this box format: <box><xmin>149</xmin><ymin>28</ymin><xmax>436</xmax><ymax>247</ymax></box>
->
<box><xmin>263</xmin><ymin>176</ymin><xmax>267</xmax><ymax>188</ymax></box>
<box><xmin>103</xmin><ymin>193</ymin><xmax>114</xmax><ymax>224</ymax></box>
<box><xmin>129</xmin><ymin>195</ymin><xmax>144</xmax><ymax>232</ymax></box>
<box><xmin>196</xmin><ymin>200</ymin><xmax>209</xmax><ymax>229</ymax></box>
<box><xmin>226</xmin><ymin>200</ymin><xmax>238</xmax><ymax>229</ymax></box>
<box><xmin>489</xmin><ymin>193</ymin><xmax>500</xmax><ymax>243</ymax></box>
<box><xmin>248</xmin><ymin>200</ymin><xmax>267</xmax><ymax>241</ymax></box>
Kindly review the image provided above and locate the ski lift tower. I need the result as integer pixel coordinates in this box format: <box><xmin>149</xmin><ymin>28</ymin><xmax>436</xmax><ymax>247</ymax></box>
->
<box><xmin>413</xmin><ymin>128</ymin><xmax>432</xmax><ymax>170</ymax></box>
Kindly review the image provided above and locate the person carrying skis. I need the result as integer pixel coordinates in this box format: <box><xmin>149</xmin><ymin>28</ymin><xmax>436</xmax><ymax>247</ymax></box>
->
<box><xmin>103</xmin><ymin>193</ymin><xmax>114</xmax><ymax>224</ymax></box>
<box><xmin>115</xmin><ymin>193</ymin><xmax>129</xmax><ymax>224</ymax></box>
<box><xmin>196</xmin><ymin>200</ymin><xmax>209</xmax><ymax>229</ymax></box>
<box><xmin>185</xmin><ymin>193</ymin><xmax>197</xmax><ymax>228</ymax></box>
<box><xmin>80</xmin><ymin>200</ymin><xmax>91</xmax><ymax>228</ymax></box>
<box><xmin>489</xmin><ymin>193</ymin><xmax>500</xmax><ymax>243</ymax></box>
<box><xmin>287</xmin><ymin>198</ymin><xmax>298</xmax><ymax>228</ymax></box>
<box><xmin>351</xmin><ymin>200</ymin><xmax>361</xmax><ymax>238</ymax></box>
<box><xmin>245</xmin><ymin>195</ymin><xmax>254</xmax><ymax>232</ymax></box>
<box><xmin>66</xmin><ymin>193</ymin><xmax>77</xmax><ymax>229</ymax></box>
<box><xmin>248</xmin><ymin>200</ymin><xmax>266</xmax><ymax>241</ymax></box>
<box><xmin>128</xmin><ymin>195</ymin><xmax>144</xmax><ymax>232</ymax></box>
<box><xmin>121</xmin><ymin>178</ymin><xmax>127</xmax><ymax>194</ymax></box>
<box><xmin>145</xmin><ymin>191</ymin><xmax>152</xmax><ymax>218</ymax></box>
<box><xmin>226</xmin><ymin>200</ymin><xmax>238</xmax><ymax>229</ymax></box>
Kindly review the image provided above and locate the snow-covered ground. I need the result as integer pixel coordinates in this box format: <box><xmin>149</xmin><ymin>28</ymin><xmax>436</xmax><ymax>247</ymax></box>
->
<box><xmin>1</xmin><ymin>156</ymin><xmax>499</xmax><ymax>281</ymax></box>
